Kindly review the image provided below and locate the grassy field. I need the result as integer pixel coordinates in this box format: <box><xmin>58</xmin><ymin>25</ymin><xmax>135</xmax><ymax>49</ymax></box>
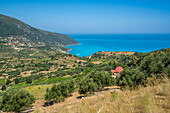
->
<box><xmin>0</xmin><ymin>79</ymin><xmax>6</xmax><ymax>85</ymax></box>
<box><xmin>33</xmin><ymin>79</ymin><xmax>170</xmax><ymax>113</ymax></box>
<box><xmin>24</xmin><ymin>83</ymin><xmax>58</xmax><ymax>100</ymax></box>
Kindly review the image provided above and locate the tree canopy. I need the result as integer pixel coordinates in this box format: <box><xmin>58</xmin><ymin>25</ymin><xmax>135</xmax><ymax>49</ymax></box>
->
<box><xmin>0</xmin><ymin>88</ymin><xmax>35</xmax><ymax>112</ymax></box>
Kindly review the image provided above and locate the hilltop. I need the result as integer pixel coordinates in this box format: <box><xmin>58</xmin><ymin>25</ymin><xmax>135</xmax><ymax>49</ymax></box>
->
<box><xmin>0</xmin><ymin>14</ymin><xmax>79</xmax><ymax>46</ymax></box>
<box><xmin>0</xmin><ymin>14</ymin><xmax>80</xmax><ymax>58</ymax></box>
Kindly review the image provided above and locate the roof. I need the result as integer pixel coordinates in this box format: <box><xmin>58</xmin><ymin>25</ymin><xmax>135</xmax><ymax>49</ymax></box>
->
<box><xmin>114</xmin><ymin>66</ymin><xmax>123</xmax><ymax>73</ymax></box>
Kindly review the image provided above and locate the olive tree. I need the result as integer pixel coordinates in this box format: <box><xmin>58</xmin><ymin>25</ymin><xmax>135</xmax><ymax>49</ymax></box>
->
<box><xmin>78</xmin><ymin>70</ymin><xmax>116</xmax><ymax>95</ymax></box>
<box><xmin>0</xmin><ymin>88</ymin><xmax>35</xmax><ymax>112</ymax></box>
<box><xmin>45</xmin><ymin>80</ymin><xmax>76</xmax><ymax>102</ymax></box>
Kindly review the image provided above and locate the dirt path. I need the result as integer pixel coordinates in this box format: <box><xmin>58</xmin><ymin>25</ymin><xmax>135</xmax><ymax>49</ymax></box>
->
<box><xmin>92</xmin><ymin>61</ymin><xmax>103</xmax><ymax>64</ymax></box>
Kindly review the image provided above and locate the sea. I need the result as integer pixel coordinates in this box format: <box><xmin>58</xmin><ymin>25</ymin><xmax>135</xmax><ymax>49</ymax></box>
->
<box><xmin>65</xmin><ymin>34</ymin><xmax>170</xmax><ymax>57</ymax></box>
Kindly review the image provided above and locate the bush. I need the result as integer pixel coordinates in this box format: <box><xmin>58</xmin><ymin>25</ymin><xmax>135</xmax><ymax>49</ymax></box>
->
<box><xmin>79</xmin><ymin>78</ymin><xmax>98</xmax><ymax>95</ymax></box>
<box><xmin>165</xmin><ymin>65</ymin><xmax>170</xmax><ymax>78</ymax></box>
<box><xmin>117</xmin><ymin>68</ymin><xmax>146</xmax><ymax>88</ymax></box>
<box><xmin>1</xmin><ymin>85</ymin><xmax>6</xmax><ymax>91</ymax></box>
<box><xmin>45</xmin><ymin>80</ymin><xmax>76</xmax><ymax>102</ymax></box>
<box><xmin>86</xmin><ymin>63</ymin><xmax>94</xmax><ymax>67</ymax></box>
<box><xmin>0</xmin><ymin>88</ymin><xmax>35</xmax><ymax>112</ymax></box>
<box><xmin>26</xmin><ymin>78</ymin><xmax>32</xmax><ymax>84</ymax></box>
<box><xmin>6</xmin><ymin>79</ymin><xmax>11</xmax><ymax>85</ymax></box>
<box><xmin>78</xmin><ymin>70</ymin><xmax>116</xmax><ymax>95</ymax></box>
<box><xmin>14</xmin><ymin>78</ymin><xmax>19</xmax><ymax>84</ymax></box>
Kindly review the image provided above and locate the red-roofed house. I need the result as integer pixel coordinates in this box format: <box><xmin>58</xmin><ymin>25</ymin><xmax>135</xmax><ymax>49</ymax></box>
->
<box><xmin>114</xmin><ymin>66</ymin><xmax>123</xmax><ymax>76</ymax></box>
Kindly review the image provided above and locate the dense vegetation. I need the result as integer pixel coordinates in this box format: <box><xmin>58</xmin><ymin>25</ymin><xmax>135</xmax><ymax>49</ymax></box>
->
<box><xmin>79</xmin><ymin>70</ymin><xmax>116</xmax><ymax>95</ymax></box>
<box><xmin>44</xmin><ymin>49</ymin><xmax>170</xmax><ymax>103</ymax></box>
<box><xmin>45</xmin><ymin>80</ymin><xmax>76</xmax><ymax>102</ymax></box>
<box><xmin>0</xmin><ymin>88</ymin><xmax>35</xmax><ymax>112</ymax></box>
<box><xmin>0</xmin><ymin>48</ymin><xmax>169</xmax><ymax>112</ymax></box>
<box><xmin>117</xmin><ymin>51</ymin><xmax>170</xmax><ymax>88</ymax></box>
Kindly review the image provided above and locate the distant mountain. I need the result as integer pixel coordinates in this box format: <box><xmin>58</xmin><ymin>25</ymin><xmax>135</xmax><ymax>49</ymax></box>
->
<box><xmin>0</xmin><ymin>14</ymin><xmax>79</xmax><ymax>46</ymax></box>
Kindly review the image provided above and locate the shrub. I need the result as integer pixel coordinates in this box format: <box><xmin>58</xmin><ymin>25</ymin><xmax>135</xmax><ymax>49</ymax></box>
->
<box><xmin>0</xmin><ymin>88</ymin><xmax>35</xmax><ymax>112</ymax></box>
<box><xmin>45</xmin><ymin>80</ymin><xmax>76</xmax><ymax>102</ymax></box>
<box><xmin>14</xmin><ymin>78</ymin><xmax>19</xmax><ymax>84</ymax></box>
<box><xmin>79</xmin><ymin>70</ymin><xmax>116</xmax><ymax>95</ymax></box>
<box><xmin>165</xmin><ymin>65</ymin><xmax>170</xmax><ymax>78</ymax></box>
<box><xmin>6</xmin><ymin>79</ymin><xmax>11</xmax><ymax>85</ymax></box>
<box><xmin>26</xmin><ymin>78</ymin><xmax>32</xmax><ymax>84</ymax></box>
<box><xmin>1</xmin><ymin>85</ymin><xmax>6</xmax><ymax>91</ymax></box>
<box><xmin>86</xmin><ymin>63</ymin><xmax>94</xmax><ymax>67</ymax></box>
<box><xmin>79</xmin><ymin>78</ymin><xmax>98</xmax><ymax>95</ymax></box>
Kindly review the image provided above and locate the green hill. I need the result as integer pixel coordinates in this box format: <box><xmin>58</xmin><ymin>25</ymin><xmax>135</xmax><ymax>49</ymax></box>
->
<box><xmin>0</xmin><ymin>14</ymin><xmax>79</xmax><ymax>46</ymax></box>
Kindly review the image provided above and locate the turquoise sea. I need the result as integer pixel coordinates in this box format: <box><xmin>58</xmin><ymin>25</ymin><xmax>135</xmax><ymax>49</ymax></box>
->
<box><xmin>66</xmin><ymin>34</ymin><xmax>170</xmax><ymax>57</ymax></box>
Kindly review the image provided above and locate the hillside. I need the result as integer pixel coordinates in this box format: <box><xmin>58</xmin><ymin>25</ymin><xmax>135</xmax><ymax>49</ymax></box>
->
<box><xmin>0</xmin><ymin>14</ymin><xmax>80</xmax><ymax>58</ymax></box>
<box><xmin>0</xmin><ymin>14</ymin><xmax>79</xmax><ymax>46</ymax></box>
<box><xmin>0</xmin><ymin>45</ymin><xmax>169</xmax><ymax>113</ymax></box>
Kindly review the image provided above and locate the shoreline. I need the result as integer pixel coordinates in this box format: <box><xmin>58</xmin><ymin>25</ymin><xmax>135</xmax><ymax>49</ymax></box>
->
<box><xmin>64</xmin><ymin>42</ymin><xmax>80</xmax><ymax>53</ymax></box>
<box><xmin>86</xmin><ymin>48</ymin><xmax>170</xmax><ymax>58</ymax></box>
<box><xmin>86</xmin><ymin>51</ymin><xmax>136</xmax><ymax>58</ymax></box>
<box><xmin>64</xmin><ymin>42</ymin><xmax>81</xmax><ymax>46</ymax></box>
<box><xmin>67</xmin><ymin>48</ymin><xmax>72</xmax><ymax>51</ymax></box>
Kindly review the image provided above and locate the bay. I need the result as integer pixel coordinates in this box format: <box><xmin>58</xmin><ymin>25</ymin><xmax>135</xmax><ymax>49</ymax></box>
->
<box><xmin>66</xmin><ymin>34</ymin><xmax>170</xmax><ymax>57</ymax></box>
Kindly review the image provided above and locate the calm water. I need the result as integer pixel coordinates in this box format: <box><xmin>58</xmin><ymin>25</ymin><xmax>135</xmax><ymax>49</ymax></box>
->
<box><xmin>66</xmin><ymin>34</ymin><xmax>170</xmax><ymax>57</ymax></box>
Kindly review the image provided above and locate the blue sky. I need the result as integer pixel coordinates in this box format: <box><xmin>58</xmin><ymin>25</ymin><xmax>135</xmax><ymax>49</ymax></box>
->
<box><xmin>0</xmin><ymin>0</ymin><xmax>170</xmax><ymax>34</ymax></box>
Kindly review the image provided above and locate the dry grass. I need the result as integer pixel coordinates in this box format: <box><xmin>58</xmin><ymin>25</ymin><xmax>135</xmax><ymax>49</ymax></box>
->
<box><xmin>21</xmin><ymin>71</ymin><xmax>32</xmax><ymax>77</ymax></box>
<box><xmin>91</xmin><ymin>61</ymin><xmax>103</xmax><ymax>64</ymax></box>
<box><xmin>32</xmin><ymin>79</ymin><xmax>170</xmax><ymax>113</ymax></box>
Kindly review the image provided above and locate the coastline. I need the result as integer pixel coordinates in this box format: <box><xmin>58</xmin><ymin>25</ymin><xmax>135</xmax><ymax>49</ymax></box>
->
<box><xmin>62</xmin><ymin>34</ymin><xmax>170</xmax><ymax>57</ymax></box>
<box><xmin>67</xmin><ymin>48</ymin><xmax>72</xmax><ymax>51</ymax></box>
<box><xmin>86</xmin><ymin>51</ymin><xmax>136</xmax><ymax>58</ymax></box>
<box><xmin>64</xmin><ymin>42</ymin><xmax>81</xmax><ymax>46</ymax></box>
<box><xmin>64</xmin><ymin>42</ymin><xmax>80</xmax><ymax>53</ymax></box>
<box><xmin>86</xmin><ymin>48</ymin><xmax>170</xmax><ymax>58</ymax></box>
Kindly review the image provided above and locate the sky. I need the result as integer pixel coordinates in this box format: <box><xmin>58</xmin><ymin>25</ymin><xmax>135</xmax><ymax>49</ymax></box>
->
<box><xmin>0</xmin><ymin>0</ymin><xmax>170</xmax><ymax>34</ymax></box>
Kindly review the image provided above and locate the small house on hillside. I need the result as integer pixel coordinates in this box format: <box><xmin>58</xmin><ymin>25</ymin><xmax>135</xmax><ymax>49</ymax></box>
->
<box><xmin>113</xmin><ymin>66</ymin><xmax>123</xmax><ymax>76</ymax></box>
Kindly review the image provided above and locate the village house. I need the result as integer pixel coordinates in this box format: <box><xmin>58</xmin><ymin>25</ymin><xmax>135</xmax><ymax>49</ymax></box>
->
<box><xmin>8</xmin><ymin>43</ymin><xmax>12</xmax><ymax>45</ymax></box>
<box><xmin>113</xmin><ymin>66</ymin><xmax>123</xmax><ymax>77</ymax></box>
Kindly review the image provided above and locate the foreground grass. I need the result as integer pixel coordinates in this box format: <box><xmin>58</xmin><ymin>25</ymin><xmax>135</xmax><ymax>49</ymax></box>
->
<box><xmin>33</xmin><ymin>79</ymin><xmax>170</xmax><ymax>113</ymax></box>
